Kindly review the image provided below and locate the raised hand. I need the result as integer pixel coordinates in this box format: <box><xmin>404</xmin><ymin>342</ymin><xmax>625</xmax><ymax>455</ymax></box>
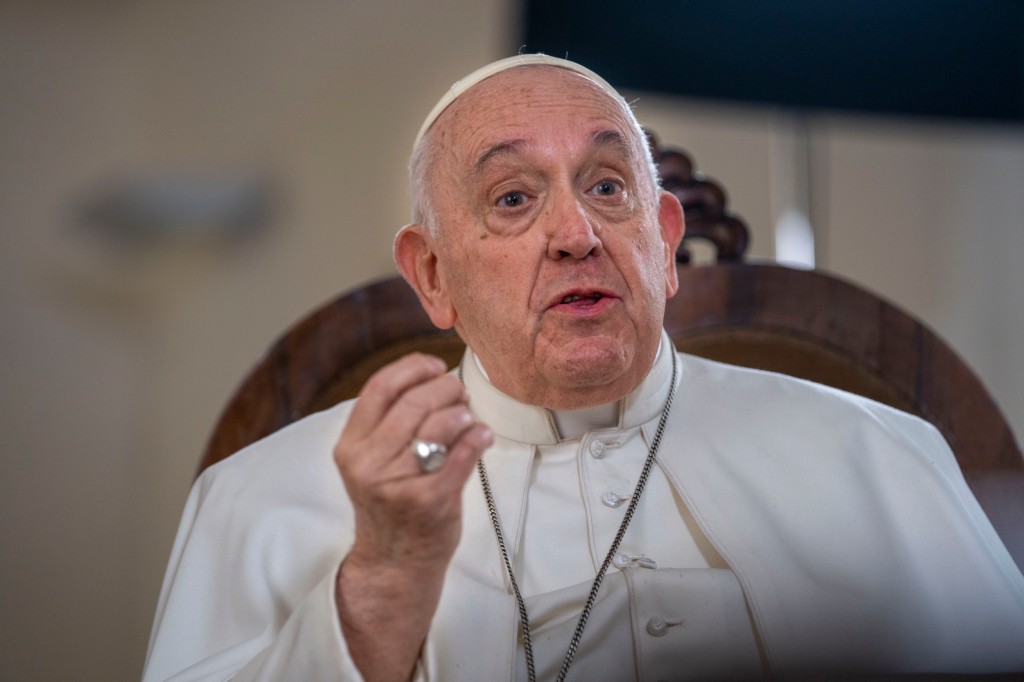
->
<box><xmin>333</xmin><ymin>353</ymin><xmax>492</xmax><ymax>681</ymax></box>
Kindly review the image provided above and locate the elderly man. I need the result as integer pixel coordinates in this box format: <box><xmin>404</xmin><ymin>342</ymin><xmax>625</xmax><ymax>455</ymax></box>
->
<box><xmin>143</xmin><ymin>56</ymin><xmax>1024</xmax><ymax>681</ymax></box>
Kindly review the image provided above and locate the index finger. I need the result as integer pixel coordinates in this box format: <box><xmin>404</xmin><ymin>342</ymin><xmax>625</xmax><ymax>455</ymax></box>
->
<box><xmin>345</xmin><ymin>353</ymin><xmax>450</xmax><ymax>439</ymax></box>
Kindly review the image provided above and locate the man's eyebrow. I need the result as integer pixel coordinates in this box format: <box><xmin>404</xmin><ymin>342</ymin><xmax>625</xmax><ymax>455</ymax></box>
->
<box><xmin>589</xmin><ymin>129</ymin><xmax>635</xmax><ymax>161</ymax></box>
<box><xmin>475</xmin><ymin>139</ymin><xmax>528</xmax><ymax>172</ymax></box>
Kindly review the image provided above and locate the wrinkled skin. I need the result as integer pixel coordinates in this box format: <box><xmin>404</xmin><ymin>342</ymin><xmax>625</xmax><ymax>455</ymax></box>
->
<box><xmin>396</xmin><ymin>65</ymin><xmax>684</xmax><ymax>409</ymax></box>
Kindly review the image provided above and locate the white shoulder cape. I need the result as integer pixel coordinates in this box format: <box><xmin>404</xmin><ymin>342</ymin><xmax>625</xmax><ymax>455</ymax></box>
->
<box><xmin>143</xmin><ymin>351</ymin><xmax>1024</xmax><ymax>680</ymax></box>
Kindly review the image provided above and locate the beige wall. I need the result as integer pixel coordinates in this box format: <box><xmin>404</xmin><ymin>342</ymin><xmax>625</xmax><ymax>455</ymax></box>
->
<box><xmin>0</xmin><ymin>1</ymin><xmax>517</xmax><ymax>679</ymax></box>
<box><xmin>1</xmin><ymin>3</ymin><xmax>1021</xmax><ymax>680</ymax></box>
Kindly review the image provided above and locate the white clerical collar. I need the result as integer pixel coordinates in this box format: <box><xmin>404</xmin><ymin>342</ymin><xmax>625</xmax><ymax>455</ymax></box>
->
<box><xmin>549</xmin><ymin>402</ymin><xmax>620</xmax><ymax>441</ymax></box>
<box><xmin>460</xmin><ymin>331</ymin><xmax>676</xmax><ymax>445</ymax></box>
<box><xmin>472</xmin><ymin>351</ymin><xmax>627</xmax><ymax>439</ymax></box>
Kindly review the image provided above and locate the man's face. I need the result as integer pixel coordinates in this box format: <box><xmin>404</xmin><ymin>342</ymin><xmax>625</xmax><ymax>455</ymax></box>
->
<box><xmin>401</xmin><ymin>66</ymin><xmax>683</xmax><ymax>409</ymax></box>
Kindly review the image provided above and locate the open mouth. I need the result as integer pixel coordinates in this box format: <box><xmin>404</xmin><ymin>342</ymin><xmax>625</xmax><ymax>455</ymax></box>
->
<box><xmin>551</xmin><ymin>290</ymin><xmax>616</xmax><ymax>312</ymax></box>
<box><xmin>561</xmin><ymin>293</ymin><xmax>605</xmax><ymax>305</ymax></box>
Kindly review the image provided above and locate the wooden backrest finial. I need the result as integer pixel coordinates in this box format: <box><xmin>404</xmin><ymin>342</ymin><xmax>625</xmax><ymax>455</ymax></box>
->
<box><xmin>648</xmin><ymin>132</ymin><xmax>750</xmax><ymax>263</ymax></box>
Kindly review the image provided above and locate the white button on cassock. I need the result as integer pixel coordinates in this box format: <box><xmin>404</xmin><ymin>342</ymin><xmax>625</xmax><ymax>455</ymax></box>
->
<box><xmin>612</xmin><ymin>553</ymin><xmax>658</xmax><ymax>570</ymax></box>
<box><xmin>601</xmin><ymin>491</ymin><xmax>627</xmax><ymax>508</ymax></box>
<box><xmin>646</xmin><ymin>617</ymin><xmax>668</xmax><ymax>637</ymax></box>
<box><xmin>589</xmin><ymin>440</ymin><xmax>606</xmax><ymax>458</ymax></box>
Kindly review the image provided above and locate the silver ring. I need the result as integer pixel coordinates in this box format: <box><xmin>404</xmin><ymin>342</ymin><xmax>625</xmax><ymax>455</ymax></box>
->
<box><xmin>411</xmin><ymin>438</ymin><xmax>448</xmax><ymax>474</ymax></box>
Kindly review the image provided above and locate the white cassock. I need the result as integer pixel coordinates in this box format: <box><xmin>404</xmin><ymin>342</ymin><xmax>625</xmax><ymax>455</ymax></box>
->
<box><xmin>143</xmin><ymin>331</ymin><xmax>1024</xmax><ymax>681</ymax></box>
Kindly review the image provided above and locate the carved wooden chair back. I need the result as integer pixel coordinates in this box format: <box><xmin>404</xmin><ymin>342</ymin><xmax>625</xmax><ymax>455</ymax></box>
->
<box><xmin>199</xmin><ymin>140</ymin><xmax>1022</xmax><ymax>481</ymax></box>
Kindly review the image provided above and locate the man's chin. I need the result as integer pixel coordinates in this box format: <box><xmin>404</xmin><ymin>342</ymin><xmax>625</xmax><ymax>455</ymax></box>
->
<box><xmin>538</xmin><ymin>336</ymin><xmax>642</xmax><ymax>404</ymax></box>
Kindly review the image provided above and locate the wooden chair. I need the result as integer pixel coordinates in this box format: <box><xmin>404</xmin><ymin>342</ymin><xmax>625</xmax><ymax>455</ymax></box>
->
<box><xmin>198</xmin><ymin>139</ymin><xmax>1023</xmax><ymax>565</ymax></box>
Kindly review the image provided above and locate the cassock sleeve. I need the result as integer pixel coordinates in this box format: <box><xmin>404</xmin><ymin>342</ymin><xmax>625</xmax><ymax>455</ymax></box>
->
<box><xmin>141</xmin><ymin>403</ymin><xmax>430</xmax><ymax>682</ymax></box>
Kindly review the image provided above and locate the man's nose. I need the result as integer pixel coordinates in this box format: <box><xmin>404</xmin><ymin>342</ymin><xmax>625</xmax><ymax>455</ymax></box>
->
<box><xmin>546</xmin><ymin>194</ymin><xmax>602</xmax><ymax>260</ymax></box>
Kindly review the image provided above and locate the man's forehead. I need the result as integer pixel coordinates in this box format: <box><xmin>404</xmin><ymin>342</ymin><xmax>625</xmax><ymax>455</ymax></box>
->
<box><xmin>413</xmin><ymin>55</ymin><xmax>627</xmax><ymax>150</ymax></box>
<box><xmin>471</xmin><ymin>128</ymin><xmax>637</xmax><ymax>176</ymax></box>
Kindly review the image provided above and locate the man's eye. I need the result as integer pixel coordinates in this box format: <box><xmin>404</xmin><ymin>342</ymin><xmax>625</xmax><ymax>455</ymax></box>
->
<box><xmin>591</xmin><ymin>180</ymin><xmax>622</xmax><ymax>196</ymax></box>
<box><xmin>498</xmin><ymin>192</ymin><xmax>527</xmax><ymax>208</ymax></box>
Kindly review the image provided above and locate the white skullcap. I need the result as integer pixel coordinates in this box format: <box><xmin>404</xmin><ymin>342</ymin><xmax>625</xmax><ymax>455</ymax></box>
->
<box><xmin>413</xmin><ymin>54</ymin><xmax>624</xmax><ymax>149</ymax></box>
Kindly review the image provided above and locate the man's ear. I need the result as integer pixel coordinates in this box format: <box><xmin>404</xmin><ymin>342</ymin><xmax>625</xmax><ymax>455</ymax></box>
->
<box><xmin>394</xmin><ymin>224</ymin><xmax>458</xmax><ymax>329</ymax></box>
<box><xmin>657</xmin><ymin>190</ymin><xmax>685</xmax><ymax>298</ymax></box>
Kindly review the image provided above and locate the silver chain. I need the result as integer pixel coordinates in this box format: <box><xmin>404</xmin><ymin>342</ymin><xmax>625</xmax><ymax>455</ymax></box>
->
<box><xmin>465</xmin><ymin>352</ymin><xmax>678</xmax><ymax>682</ymax></box>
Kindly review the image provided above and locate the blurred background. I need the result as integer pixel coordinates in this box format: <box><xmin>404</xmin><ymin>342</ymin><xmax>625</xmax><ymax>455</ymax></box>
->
<box><xmin>1</xmin><ymin>1</ymin><xmax>1022</xmax><ymax>679</ymax></box>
